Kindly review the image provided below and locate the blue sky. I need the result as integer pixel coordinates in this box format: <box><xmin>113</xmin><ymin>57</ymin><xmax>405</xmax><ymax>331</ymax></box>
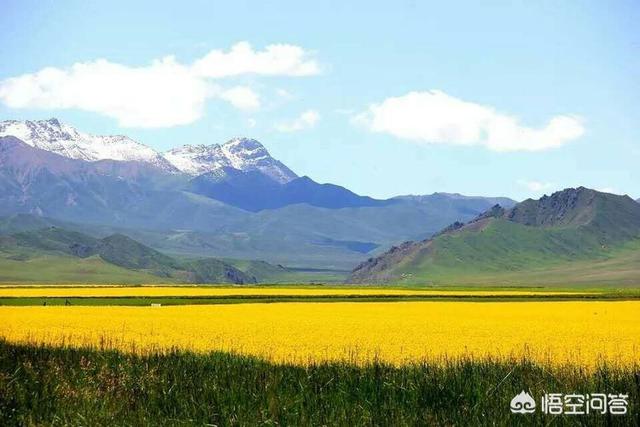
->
<box><xmin>1</xmin><ymin>0</ymin><xmax>638</xmax><ymax>200</ymax></box>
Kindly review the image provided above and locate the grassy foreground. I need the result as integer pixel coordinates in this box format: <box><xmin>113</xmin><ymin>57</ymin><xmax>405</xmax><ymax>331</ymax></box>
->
<box><xmin>0</xmin><ymin>341</ymin><xmax>638</xmax><ymax>426</ymax></box>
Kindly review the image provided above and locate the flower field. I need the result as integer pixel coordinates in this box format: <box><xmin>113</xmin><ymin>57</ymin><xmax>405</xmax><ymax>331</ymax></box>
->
<box><xmin>0</xmin><ymin>286</ymin><xmax>586</xmax><ymax>297</ymax></box>
<box><xmin>0</xmin><ymin>301</ymin><xmax>638</xmax><ymax>368</ymax></box>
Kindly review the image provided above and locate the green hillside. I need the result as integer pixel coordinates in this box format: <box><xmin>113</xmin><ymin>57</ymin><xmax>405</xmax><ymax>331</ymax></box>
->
<box><xmin>0</xmin><ymin>219</ymin><xmax>349</xmax><ymax>284</ymax></box>
<box><xmin>350</xmin><ymin>188</ymin><xmax>640</xmax><ymax>286</ymax></box>
<box><xmin>96</xmin><ymin>234</ymin><xmax>182</xmax><ymax>274</ymax></box>
<box><xmin>0</xmin><ymin>227</ymin><xmax>254</xmax><ymax>284</ymax></box>
<box><xmin>0</xmin><ymin>255</ymin><xmax>174</xmax><ymax>284</ymax></box>
<box><xmin>0</xmin><ymin>191</ymin><xmax>516</xmax><ymax>270</ymax></box>
<box><xmin>17</xmin><ymin>196</ymin><xmax>510</xmax><ymax>270</ymax></box>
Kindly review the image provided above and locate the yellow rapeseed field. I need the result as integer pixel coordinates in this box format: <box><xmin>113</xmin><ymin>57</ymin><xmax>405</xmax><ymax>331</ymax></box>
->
<box><xmin>0</xmin><ymin>301</ymin><xmax>638</xmax><ymax>368</ymax></box>
<box><xmin>0</xmin><ymin>286</ymin><xmax>586</xmax><ymax>298</ymax></box>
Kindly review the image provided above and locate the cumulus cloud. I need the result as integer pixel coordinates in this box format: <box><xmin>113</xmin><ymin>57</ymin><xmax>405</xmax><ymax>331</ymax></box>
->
<box><xmin>192</xmin><ymin>42</ymin><xmax>320</xmax><ymax>78</ymax></box>
<box><xmin>275</xmin><ymin>88</ymin><xmax>294</xmax><ymax>99</ymax></box>
<box><xmin>219</xmin><ymin>86</ymin><xmax>260</xmax><ymax>111</ymax></box>
<box><xmin>353</xmin><ymin>90</ymin><xmax>585</xmax><ymax>152</ymax></box>
<box><xmin>517</xmin><ymin>180</ymin><xmax>555</xmax><ymax>192</ymax></box>
<box><xmin>275</xmin><ymin>110</ymin><xmax>320</xmax><ymax>132</ymax></box>
<box><xmin>0</xmin><ymin>57</ymin><xmax>209</xmax><ymax>128</ymax></box>
<box><xmin>0</xmin><ymin>42</ymin><xmax>319</xmax><ymax>128</ymax></box>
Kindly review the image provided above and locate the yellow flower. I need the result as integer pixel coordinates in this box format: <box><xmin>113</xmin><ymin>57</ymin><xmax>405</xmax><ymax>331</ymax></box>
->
<box><xmin>0</xmin><ymin>286</ymin><xmax>585</xmax><ymax>297</ymax></box>
<box><xmin>0</xmin><ymin>301</ymin><xmax>637</xmax><ymax>369</ymax></box>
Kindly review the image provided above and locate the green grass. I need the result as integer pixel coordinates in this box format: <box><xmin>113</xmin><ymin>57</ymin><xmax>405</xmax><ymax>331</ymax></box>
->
<box><xmin>0</xmin><ymin>253</ymin><xmax>348</xmax><ymax>285</ymax></box>
<box><xmin>0</xmin><ymin>255</ymin><xmax>175</xmax><ymax>284</ymax></box>
<box><xmin>0</xmin><ymin>228</ymin><xmax>256</xmax><ymax>285</ymax></box>
<box><xmin>0</xmin><ymin>341</ymin><xmax>637</xmax><ymax>426</ymax></box>
<box><xmin>376</xmin><ymin>220</ymin><xmax>640</xmax><ymax>287</ymax></box>
<box><xmin>1</xmin><ymin>289</ymin><xmax>640</xmax><ymax>306</ymax></box>
<box><xmin>0</xmin><ymin>226</ymin><xmax>346</xmax><ymax>284</ymax></box>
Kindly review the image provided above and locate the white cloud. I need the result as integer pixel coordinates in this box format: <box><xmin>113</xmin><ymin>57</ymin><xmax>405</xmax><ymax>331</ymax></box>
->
<box><xmin>517</xmin><ymin>180</ymin><xmax>555</xmax><ymax>192</ymax></box>
<box><xmin>275</xmin><ymin>88</ymin><xmax>294</xmax><ymax>99</ymax></box>
<box><xmin>275</xmin><ymin>110</ymin><xmax>320</xmax><ymax>132</ymax></box>
<box><xmin>354</xmin><ymin>90</ymin><xmax>585</xmax><ymax>152</ymax></box>
<box><xmin>0</xmin><ymin>57</ymin><xmax>209</xmax><ymax>128</ymax></box>
<box><xmin>192</xmin><ymin>42</ymin><xmax>320</xmax><ymax>78</ymax></box>
<box><xmin>219</xmin><ymin>86</ymin><xmax>260</xmax><ymax>111</ymax></box>
<box><xmin>0</xmin><ymin>42</ymin><xmax>319</xmax><ymax>128</ymax></box>
<box><xmin>247</xmin><ymin>118</ymin><xmax>257</xmax><ymax>128</ymax></box>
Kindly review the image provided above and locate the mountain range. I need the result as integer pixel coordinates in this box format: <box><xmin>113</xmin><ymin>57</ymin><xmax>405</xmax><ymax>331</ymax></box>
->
<box><xmin>0</xmin><ymin>118</ymin><xmax>516</xmax><ymax>269</ymax></box>
<box><xmin>0</xmin><ymin>119</ymin><xmax>175</xmax><ymax>171</ymax></box>
<box><xmin>350</xmin><ymin>187</ymin><xmax>640</xmax><ymax>286</ymax></box>
<box><xmin>164</xmin><ymin>138</ymin><xmax>297</xmax><ymax>183</ymax></box>
<box><xmin>1</xmin><ymin>118</ymin><xmax>638</xmax><ymax>285</ymax></box>
<box><xmin>0</xmin><ymin>119</ymin><xmax>297</xmax><ymax>181</ymax></box>
<box><xmin>0</xmin><ymin>225</ymin><xmax>258</xmax><ymax>284</ymax></box>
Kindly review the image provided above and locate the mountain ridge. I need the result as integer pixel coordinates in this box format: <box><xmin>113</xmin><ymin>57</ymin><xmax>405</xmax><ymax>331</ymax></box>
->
<box><xmin>0</xmin><ymin>119</ymin><xmax>298</xmax><ymax>184</ymax></box>
<box><xmin>349</xmin><ymin>187</ymin><xmax>640</xmax><ymax>285</ymax></box>
<box><xmin>0</xmin><ymin>118</ymin><xmax>297</xmax><ymax>183</ymax></box>
<box><xmin>189</xmin><ymin>170</ymin><xmax>390</xmax><ymax>212</ymax></box>
<box><xmin>0</xmin><ymin>226</ymin><xmax>256</xmax><ymax>284</ymax></box>
<box><xmin>0</xmin><ymin>118</ymin><xmax>176</xmax><ymax>171</ymax></box>
<box><xmin>0</xmin><ymin>120</ymin><xmax>519</xmax><ymax>269</ymax></box>
<box><xmin>164</xmin><ymin>137</ymin><xmax>297</xmax><ymax>183</ymax></box>
<box><xmin>393</xmin><ymin>192</ymin><xmax>516</xmax><ymax>208</ymax></box>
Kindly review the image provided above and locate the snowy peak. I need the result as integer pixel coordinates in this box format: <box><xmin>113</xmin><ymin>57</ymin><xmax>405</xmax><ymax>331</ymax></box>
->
<box><xmin>0</xmin><ymin>118</ymin><xmax>176</xmax><ymax>171</ymax></box>
<box><xmin>0</xmin><ymin>119</ymin><xmax>297</xmax><ymax>182</ymax></box>
<box><xmin>163</xmin><ymin>137</ymin><xmax>297</xmax><ymax>183</ymax></box>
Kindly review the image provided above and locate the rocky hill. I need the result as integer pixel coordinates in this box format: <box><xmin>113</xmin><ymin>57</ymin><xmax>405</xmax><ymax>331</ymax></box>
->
<box><xmin>349</xmin><ymin>188</ymin><xmax>640</xmax><ymax>286</ymax></box>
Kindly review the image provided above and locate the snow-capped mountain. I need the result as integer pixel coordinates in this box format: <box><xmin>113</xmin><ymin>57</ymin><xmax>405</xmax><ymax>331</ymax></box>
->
<box><xmin>0</xmin><ymin>119</ymin><xmax>296</xmax><ymax>182</ymax></box>
<box><xmin>0</xmin><ymin>118</ymin><xmax>176</xmax><ymax>171</ymax></box>
<box><xmin>163</xmin><ymin>138</ymin><xmax>298</xmax><ymax>183</ymax></box>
